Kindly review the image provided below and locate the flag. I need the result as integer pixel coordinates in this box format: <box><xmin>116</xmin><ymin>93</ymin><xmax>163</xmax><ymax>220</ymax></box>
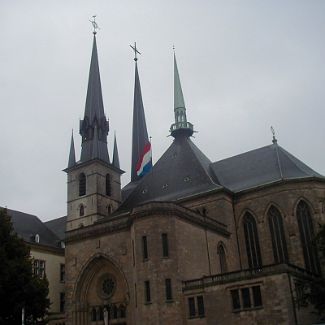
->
<box><xmin>131</xmin><ymin>63</ymin><xmax>152</xmax><ymax>181</ymax></box>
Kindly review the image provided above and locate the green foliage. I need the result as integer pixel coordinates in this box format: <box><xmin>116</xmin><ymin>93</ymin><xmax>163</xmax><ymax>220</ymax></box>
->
<box><xmin>0</xmin><ymin>208</ymin><xmax>50</xmax><ymax>324</ymax></box>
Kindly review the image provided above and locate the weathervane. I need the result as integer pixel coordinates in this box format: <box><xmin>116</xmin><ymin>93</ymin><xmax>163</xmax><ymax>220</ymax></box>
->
<box><xmin>90</xmin><ymin>15</ymin><xmax>99</xmax><ymax>35</ymax></box>
<box><xmin>130</xmin><ymin>42</ymin><xmax>141</xmax><ymax>61</ymax></box>
<box><xmin>270</xmin><ymin>126</ymin><xmax>277</xmax><ymax>144</ymax></box>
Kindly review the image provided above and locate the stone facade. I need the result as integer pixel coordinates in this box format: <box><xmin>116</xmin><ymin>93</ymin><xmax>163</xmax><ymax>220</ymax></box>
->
<box><xmin>64</xmin><ymin>179</ymin><xmax>325</xmax><ymax>325</ymax></box>
<box><xmin>62</xmin><ymin>32</ymin><xmax>325</xmax><ymax>325</ymax></box>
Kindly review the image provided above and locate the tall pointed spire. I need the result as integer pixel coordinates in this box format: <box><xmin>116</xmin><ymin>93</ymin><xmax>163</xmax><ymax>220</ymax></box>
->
<box><xmin>68</xmin><ymin>131</ymin><xmax>76</xmax><ymax>168</ymax></box>
<box><xmin>170</xmin><ymin>51</ymin><xmax>194</xmax><ymax>138</ymax></box>
<box><xmin>112</xmin><ymin>132</ymin><xmax>120</xmax><ymax>169</ymax></box>
<box><xmin>130</xmin><ymin>43</ymin><xmax>152</xmax><ymax>182</ymax></box>
<box><xmin>79</xmin><ymin>33</ymin><xmax>110</xmax><ymax>164</ymax></box>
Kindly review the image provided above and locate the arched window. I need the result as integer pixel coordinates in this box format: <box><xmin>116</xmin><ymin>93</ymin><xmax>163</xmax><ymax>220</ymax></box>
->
<box><xmin>243</xmin><ymin>213</ymin><xmax>262</xmax><ymax>269</ymax></box>
<box><xmin>217</xmin><ymin>243</ymin><xmax>228</xmax><ymax>273</ymax></box>
<box><xmin>106</xmin><ymin>174</ymin><xmax>111</xmax><ymax>196</ymax></box>
<box><xmin>79</xmin><ymin>173</ymin><xmax>86</xmax><ymax>196</ymax></box>
<box><xmin>268</xmin><ymin>206</ymin><xmax>288</xmax><ymax>264</ymax></box>
<box><xmin>79</xmin><ymin>205</ymin><xmax>84</xmax><ymax>217</ymax></box>
<box><xmin>296</xmin><ymin>201</ymin><xmax>320</xmax><ymax>274</ymax></box>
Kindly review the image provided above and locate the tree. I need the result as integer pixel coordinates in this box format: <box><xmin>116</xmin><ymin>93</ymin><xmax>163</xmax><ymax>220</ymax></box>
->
<box><xmin>0</xmin><ymin>208</ymin><xmax>50</xmax><ymax>324</ymax></box>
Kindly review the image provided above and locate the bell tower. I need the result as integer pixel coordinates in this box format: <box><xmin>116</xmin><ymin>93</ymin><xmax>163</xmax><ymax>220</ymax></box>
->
<box><xmin>64</xmin><ymin>30</ymin><xmax>124</xmax><ymax>232</ymax></box>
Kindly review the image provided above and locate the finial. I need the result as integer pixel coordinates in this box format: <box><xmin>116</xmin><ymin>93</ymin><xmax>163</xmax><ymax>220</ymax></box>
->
<box><xmin>130</xmin><ymin>42</ymin><xmax>141</xmax><ymax>62</ymax></box>
<box><xmin>271</xmin><ymin>126</ymin><xmax>277</xmax><ymax>144</ymax></box>
<box><xmin>173</xmin><ymin>44</ymin><xmax>175</xmax><ymax>52</ymax></box>
<box><xmin>89</xmin><ymin>15</ymin><xmax>99</xmax><ymax>35</ymax></box>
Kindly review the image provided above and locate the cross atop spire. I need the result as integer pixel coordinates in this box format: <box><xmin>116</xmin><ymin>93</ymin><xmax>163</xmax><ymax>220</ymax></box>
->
<box><xmin>130</xmin><ymin>42</ymin><xmax>141</xmax><ymax>62</ymax></box>
<box><xmin>170</xmin><ymin>51</ymin><xmax>194</xmax><ymax>138</ymax></box>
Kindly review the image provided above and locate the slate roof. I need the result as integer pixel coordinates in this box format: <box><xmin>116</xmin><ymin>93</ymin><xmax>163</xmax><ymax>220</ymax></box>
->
<box><xmin>45</xmin><ymin>216</ymin><xmax>67</xmax><ymax>241</ymax></box>
<box><xmin>121</xmin><ymin>135</ymin><xmax>222</xmax><ymax>209</ymax></box>
<box><xmin>121</xmin><ymin>140</ymin><xmax>324</xmax><ymax>208</ymax></box>
<box><xmin>8</xmin><ymin>208</ymin><xmax>62</xmax><ymax>248</ymax></box>
<box><xmin>210</xmin><ymin>143</ymin><xmax>324</xmax><ymax>193</ymax></box>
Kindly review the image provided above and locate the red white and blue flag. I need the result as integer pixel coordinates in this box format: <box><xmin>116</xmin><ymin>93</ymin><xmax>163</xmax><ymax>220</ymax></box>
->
<box><xmin>131</xmin><ymin>63</ymin><xmax>152</xmax><ymax>181</ymax></box>
<box><xmin>136</xmin><ymin>142</ymin><xmax>152</xmax><ymax>178</ymax></box>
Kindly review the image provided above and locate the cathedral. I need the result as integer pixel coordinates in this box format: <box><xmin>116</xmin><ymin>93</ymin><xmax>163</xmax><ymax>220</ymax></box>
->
<box><xmin>62</xmin><ymin>30</ymin><xmax>325</xmax><ymax>325</ymax></box>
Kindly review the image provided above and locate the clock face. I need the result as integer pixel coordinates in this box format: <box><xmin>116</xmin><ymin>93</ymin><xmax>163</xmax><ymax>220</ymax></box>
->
<box><xmin>102</xmin><ymin>277</ymin><xmax>116</xmax><ymax>297</ymax></box>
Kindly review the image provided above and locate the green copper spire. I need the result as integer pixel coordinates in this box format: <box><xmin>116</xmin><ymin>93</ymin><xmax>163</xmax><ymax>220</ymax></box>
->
<box><xmin>170</xmin><ymin>52</ymin><xmax>194</xmax><ymax>138</ymax></box>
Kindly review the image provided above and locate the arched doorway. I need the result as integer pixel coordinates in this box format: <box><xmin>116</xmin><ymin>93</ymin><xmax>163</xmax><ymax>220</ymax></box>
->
<box><xmin>72</xmin><ymin>254</ymin><xmax>129</xmax><ymax>325</ymax></box>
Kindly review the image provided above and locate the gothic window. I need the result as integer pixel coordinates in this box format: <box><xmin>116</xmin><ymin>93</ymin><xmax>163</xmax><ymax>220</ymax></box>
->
<box><xmin>59</xmin><ymin>292</ymin><xmax>65</xmax><ymax>313</ymax></box>
<box><xmin>243</xmin><ymin>213</ymin><xmax>262</xmax><ymax>269</ymax></box>
<box><xmin>268</xmin><ymin>206</ymin><xmax>288</xmax><ymax>264</ymax></box>
<box><xmin>162</xmin><ymin>233</ymin><xmax>169</xmax><ymax>257</ymax></box>
<box><xmin>296</xmin><ymin>201</ymin><xmax>320</xmax><ymax>274</ymax></box>
<box><xmin>79</xmin><ymin>204</ymin><xmax>84</xmax><ymax>216</ymax></box>
<box><xmin>165</xmin><ymin>278</ymin><xmax>173</xmax><ymax>301</ymax></box>
<box><xmin>142</xmin><ymin>236</ymin><xmax>148</xmax><ymax>260</ymax></box>
<box><xmin>144</xmin><ymin>280</ymin><xmax>151</xmax><ymax>303</ymax></box>
<box><xmin>187</xmin><ymin>296</ymin><xmax>205</xmax><ymax>318</ymax></box>
<box><xmin>217</xmin><ymin>242</ymin><xmax>228</xmax><ymax>273</ymax></box>
<box><xmin>79</xmin><ymin>173</ymin><xmax>86</xmax><ymax>196</ymax></box>
<box><xmin>197</xmin><ymin>296</ymin><xmax>205</xmax><ymax>317</ymax></box>
<box><xmin>106</xmin><ymin>174</ymin><xmax>111</xmax><ymax>196</ymax></box>
<box><xmin>188</xmin><ymin>297</ymin><xmax>196</xmax><ymax>317</ymax></box>
<box><xmin>60</xmin><ymin>264</ymin><xmax>65</xmax><ymax>282</ymax></box>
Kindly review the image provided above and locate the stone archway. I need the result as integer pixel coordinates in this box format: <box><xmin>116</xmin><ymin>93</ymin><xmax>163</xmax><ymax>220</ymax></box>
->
<box><xmin>72</xmin><ymin>254</ymin><xmax>129</xmax><ymax>325</ymax></box>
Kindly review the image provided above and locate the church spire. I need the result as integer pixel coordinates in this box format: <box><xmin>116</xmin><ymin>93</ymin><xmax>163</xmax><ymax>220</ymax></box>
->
<box><xmin>112</xmin><ymin>132</ymin><xmax>120</xmax><ymax>169</ymax></box>
<box><xmin>67</xmin><ymin>131</ymin><xmax>76</xmax><ymax>168</ymax></box>
<box><xmin>170</xmin><ymin>51</ymin><xmax>194</xmax><ymax>138</ymax></box>
<box><xmin>130</xmin><ymin>43</ymin><xmax>152</xmax><ymax>181</ymax></box>
<box><xmin>79</xmin><ymin>33</ymin><xmax>109</xmax><ymax>164</ymax></box>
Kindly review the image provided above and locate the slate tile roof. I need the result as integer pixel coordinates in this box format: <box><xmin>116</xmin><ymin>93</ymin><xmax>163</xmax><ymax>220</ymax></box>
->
<box><xmin>210</xmin><ymin>143</ymin><xmax>323</xmax><ymax>192</ymax></box>
<box><xmin>45</xmin><ymin>216</ymin><xmax>67</xmax><ymax>241</ymax></box>
<box><xmin>121</xmin><ymin>136</ymin><xmax>222</xmax><ymax>209</ymax></box>
<box><xmin>7</xmin><ymin>208</ymin><xmax>62</xmax><ymax>248</ymax></box>
<box><xmin>121</xmin><ymin>141</ymin><xmax>324</xmax><ymax>207</ymax></box>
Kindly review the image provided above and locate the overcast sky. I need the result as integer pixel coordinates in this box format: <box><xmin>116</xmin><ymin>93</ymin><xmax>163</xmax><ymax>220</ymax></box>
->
<box><xmin>1</xmin><ymin>1</ymin><xmax>325</xmax><ymax>221</ymax></box>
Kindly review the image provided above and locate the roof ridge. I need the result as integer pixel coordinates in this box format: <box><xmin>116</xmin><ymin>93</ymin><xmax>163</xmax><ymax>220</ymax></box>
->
<box><xmin>212</xmin><ymin>144</ymin><xmax>272</xmax><ymax>165</ymax></box>
<box><xmin>186</xmin><ymin>139</ymin><xmax>220</xmax><ymax>186</ymax></box>
<box><xmin>277</xmin><ymin>145</ymin><xmax>320</xmax><ymax>178</ymax></box>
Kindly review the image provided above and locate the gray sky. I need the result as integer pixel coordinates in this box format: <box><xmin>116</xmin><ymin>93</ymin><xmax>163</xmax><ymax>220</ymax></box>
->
<box><xmin>1</xmin><ymin>0</ymin><xmax>325</xmax><ymax>221</ymax></box>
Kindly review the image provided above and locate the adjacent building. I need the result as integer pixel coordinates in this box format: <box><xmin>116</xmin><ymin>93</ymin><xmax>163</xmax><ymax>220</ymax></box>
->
<box><xmin>9</xmin><ymin>209</ymin><xmax>65</xmax><ymax>325</ymax></box>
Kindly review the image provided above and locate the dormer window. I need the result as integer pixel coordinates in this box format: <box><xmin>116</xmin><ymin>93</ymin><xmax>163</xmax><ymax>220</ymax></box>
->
<box><xmin>35</xmin><ymin>234</ymin><xmax>40</xmax><ymax>243</ymax></box>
